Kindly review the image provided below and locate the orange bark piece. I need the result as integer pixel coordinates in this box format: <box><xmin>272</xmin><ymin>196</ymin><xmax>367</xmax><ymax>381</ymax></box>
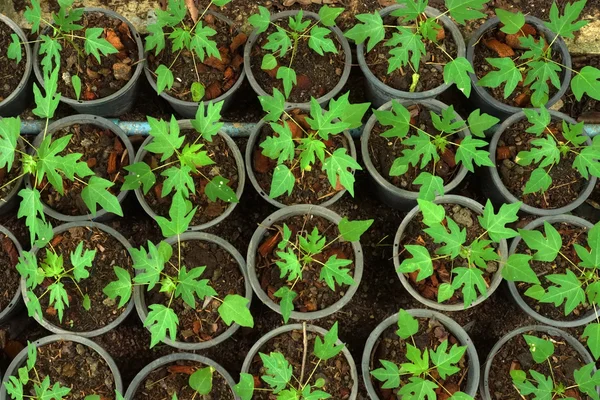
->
<box><xmin>296</xmin><ymin>74</ymin><xmax>311</xmax><ymax>90</ymax></box>
<box><xmin>436</xmin><ymin>27</ymin><xmax>445</xmax><ymax>41</ymax></box>
<box><xmin>105</xmin><ymin>29</ymin><xmax>124</xmax><ymax>51</ymax></box>
<box><xmin>2</xmin><ymin>237</ymin><xmax>18</xmax><ymax>265</ymax></box>
<box><xmin>51</xmin><ymin>235</ymin><xmax>63</xmax><ymax>247</ymax></box>
<box><xmin>168</xmin><ymin>365</ymin><xmax>196</xmax><ymax>375</ymax></box>
<box><xmin>484</xmin><ymin>38</ymin><xmax>515</xmax><ymax>57</ymax></box>
<box><xmin>440</xmin><ymin>148</ymin><xmax>456</xmax><ymax>168</ymax></box>
<box><xmin>253</xmin><ymin>148</ymin><xmax>271</xmax><ymax>174</ymax></box>
<box><xmin>231</xmin><ymin>54</ymin><xmax>244</xmax><ymax>69</ymax></box>
<box><xmin>107</xmin><ymin>151</ymin><xmax>118</xmax><ymax>175</ymax></box>
<box><xmin>496</xmin><ymin>146</ymin><xmax>511</xmax><ymax>160</ymax></box>
<box><xmin>230</xmin><ymin>33</ymin><xmax>248</xmax><ymax>53</ymax></box>
<box><xmin>204</xmin><ymin>81</ymin><xmax>223</xmax><ymax>100</ymax></box>
<box><xmin>286</xmin><ymin>119</ymin><xmax>303</xmax><ymax>139</ymax></box>
<box><xmin>258</xmin><ymin>231</ymin><xmax>281</xmax><ymax>257</ymax></box>
<box><xmin>192</xmin><ymin>320</ymin><xmax>201</xmax><ymax>334</ymax></box>
<box><xmin>514</xmin><ymin>91</ymin><xmax>531</xmax><ymax>107</ymax></box>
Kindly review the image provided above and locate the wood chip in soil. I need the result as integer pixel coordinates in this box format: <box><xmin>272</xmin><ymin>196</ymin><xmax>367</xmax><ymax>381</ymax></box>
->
<box><xmin>34</xmin><ymin>225</ymin><xmax>133</xmax><ymax>332</ymax></box>
<box><xmin>0</xmin><ymin>233</ymin><xmax>20</xmax><ymax>313</ymax></box>
<box><xmin>0</xmin><ymin>20</ymin><xmax>26</xmax><ymax>102</ymax></box>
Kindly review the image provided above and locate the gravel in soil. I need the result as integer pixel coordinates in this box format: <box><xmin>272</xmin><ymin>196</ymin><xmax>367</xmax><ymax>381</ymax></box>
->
<box><xmin>256</xmin><ymin>213</ymin><xmax>355</xmax><ymax>313</ymax></box>
<box><xmin>34</xmin><ymin>225</ymin><xmax>133</xmax><ymax>332</ymax></box>
<box><xmin>145</xmin><ymin>238</ymin><xmax>245</xmax><ymax>344</ymax></box>
<box><xmin>247</xmin><ymin>327</ymin><xmax>354</xmax><ymax>399</ymax></box>
<box><xmin>132</xmin><ymin>360</ymin><xmax>234</xmax><ymax>399</ymax></box>
<box><xmin>0</xmin><ymin>233</ymin><xmax>20</xmax><ymax>313</ymax></box>
<box><xmin>0</xmin><ymin>20</ymin><xmax>26</xmax><ymax>103</ymax></box>
<box><xmin>497</xmin><ymin>119</ymin><xmax>585</xmax><ymax>210</ymax></box>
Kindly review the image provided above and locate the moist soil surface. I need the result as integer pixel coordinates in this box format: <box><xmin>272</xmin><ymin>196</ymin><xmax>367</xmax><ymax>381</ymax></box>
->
<box><xmin>249</xmin><ymin>17</ymin><xmax>346</xmax><ymax>103</ymax></box>
<box><xmin>49</xmin><ymin>11</ymin><xmax>139</xmax><ymax>101</ymax></box>
<box><xmin>142</xmin><ymin>131</ymin><xmax>240</xmax><ymax>227</ymax></box>
<box><xmin>24</xmin><ymin>340</ymin><xmax>116</xmax><ymax>399</ymax></box>
<box><xmin>36</xmin><ymin>123</ymin><xmax>129</xmax><ymax>216</ymax></box>
<box><xmin>0</xmin><ymin>233</ymin><xmax>20</xmax><ymax>313</ymax></box>
<box><xmin>256</xmin><ymin>213</ymin><xmax>355</xmax><ymax>314</ymax></box>
<box><xmin>365</xmin><ymin>15</ymin><xmax>457</xmax><ymax>93</ymax></box>
<box><xmin>147</xmin><ymin>13</ymin><xmax>246</xmax><ymax>103</ymax></box>
<box><xmin>145</xmin><ymin>238</ymin><xmax>245</xmax><ymax>344</ymax></box>
<box><xmin>0</xmin><ymin>20</ymin><xmax>26</xmax><ymax>103</ymax></box>
<box><xmin>132</xmin><ymin>360</ymin><xmax>234</xmax><ymax>399</ymax></box>
<box><xmin>487</xmin><ymin>330</ymin><xmax>588</xmax><ymax>399</ymax></box>
<box><xmin>34</xmin><ymin>225</ymin><xmax>133</xmax><ymax>332</ymax></box>
<box><xmin>247</xmin><ymin>327</ymin><xmax>354</xmax><ymax>399</ymax></box>
<box><xmin>253</xmin><ymin>110</ymin><xmax>352</xmax><ymax>205</ymax></box>
<box><xmin>399</xmin><ymin>203</ymin><xmax>499</xmax><ymax>304</ymax></box>
<box><xmin>515</xmin><ymin>221</ymin><xmax>592</xmax><ymax>322</ymax></box>
<box><xmin>367</xmin><ymin>103</ymin><xmax>461</xmax><ymax>192</ymax></box>
<box><xmin>370</xmin><ymin>316</ymin><xmax>468</xmax><ymax>398</ymax></box>
<box><xmin>497</xmin><ymin>119</ymin><xmax>585</xmax><ymax>210</ymax></box>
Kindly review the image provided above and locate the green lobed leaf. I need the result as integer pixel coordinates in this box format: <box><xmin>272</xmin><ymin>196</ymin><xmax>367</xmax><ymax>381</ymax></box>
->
<box><xmin>319</xmin><ymin>5</ymin><xmax>344</xmax><ymax>27</ymax></box>
<box><xmin>524</xmin><ymin>334</ymin><xmax>555</xmax><ymax>363</ymax></box>
<box><xmin>397</xmin><ymin>377</ymin><xmax>438</xmax><ymax>400</ymax></box>
<box><xmin>429</xmin><ymin>340</ymin><xmax>467</xmax><ymax>379</ymax></box>
<box><xmin>234</xmin><ymin>373</ymin><xmax>255</xmax><ymax>400</ymax></box>
<box><xmin>191</xmin><ymin>101</ymin><xmax>224</xmax><ymax>142</ymax></box>
<box><xmin>260</xmin><ymin>352</ymin><xmax>292</xmax><ymax>393</ymax></box>
<box><xmin>70</xmin><ymin>241</ymin><xmax>96</xmax><ymax>282</ymax></box>
<box><xmin>338</xmin><ymin>217</ymin><xmax>373</xmax><ymax>242</ymax></box>
<box><xmin>24</xmin><ymin>0</ymin><xmax>42</xmax><ymax>33</ymax></box>
<box><xmin>320</xmin><ymin>255</ymin><xmax>354</xmax><ymax>290</ymax></box>
<box><xmin>396</xmin><ymin>308</ymin><xmax>418</xmax><ymax>339</ymax></box>
<box><xmin>424</xmin><ymin>217</ymin><xmax>466</xmax><ymax>258</ymax></box>
<box><xmin>249</xmin><ymin>6</ymin><xmax>270</xmax><ymax>34</ymax></box>
<box><xmin>496</xmin><ymin>8</ymin><xmax>526</xmax><ymax>34</ymax></box>
<box><xmin>386</xmin><ymin>28</ymin><xmax>426</xmax><ymax>73</ymax></box>
<box><xmin>444</xmin><ymin>57</ymin><xmax>474</xmax><ymax>97</ymax></box>
<box><xmin>174</xmin><ymin>266</ymin><xmax>217</xmax><ymax>308</ymax></box>
<box><xmin>132</xmin><ymin>241</ymin><xmax>169</xmax><ymax>290</ymax></box>
<box><xmin>122</xmin><ymin>162</ymin><xmax>156</xmax><ymax>195</ymax></box>
<box><xmin>145</xmin><ymin>116</ymin><xmax>184</xmax><ymax>161</ymax></box>
<box><xmin>288</xmin><ymin>10</ymin><xmax>310</xmax><ymax>32</ymax></box>
<box><xmin>523</xmin><ymin>107</ymin><xmax>552</xmax><ymax>135</ymax></box>
<box><xmin>582</xmin><ymin>323</ymin><xmax>600</xmax><ymax>360</ymax></box>
<box><xmin>477</xmin><ymin>58</ymin><xmax>522</xmax><ymax>99</ymax></box>
<box><xmin>446</xmin><ymin>0</ymin><xmax>487</xmax><ymax>24</ymax></box>
<box><xmin>205</xmin><ymin>176</ymin><xmax>238</xmax><ymax>203</ymax></box>
<box><xmin>0</xmin><ymin>116</ymin><xmax>21</xmax><ymax>171</ymax></box>
<box><xmin>85</xmin><ymin>27</ymin><xmax>119</xmax><ymax>63</ymax></box>
<box><xmin>155</xmin><ymin>191</ymin><xmax>197</xmax><ymax>236</ymax></box>
<box><xmin>155</xmin><ymin>64</ymin><xmax>174</xmax><ymax>94</ymax></box>
<box><xmin>344</xmin><ymin>12</ymin><xmax>385</xmax><ymax>51</ymax></box>
<box><xmin>414</xmin><ymin>172</ymin><xmax>445</xmax><ymax>201</ymax></box>
<box><xmin>145</xmin><ymin>304</ymin><xmax>179</xmax><ymax>348</ymax></box>
<box><xmin>270</xmin><ymin>164</ymin><xmax>295</xmax><ymax>198</ymax></box>
<box><xmin>452</xmin><ymin>267</ymin><xmax>487</xmax><ymax>308</ymax></box>
<box><xmin>575</xmin><ymin>222</ymin><xmax>600</xmax><ymax>268</ymax></box>
<box><xmin>190</xmin><ymin>23</ymin><xmax>219</xmax><ymax>62</ymax></box>
<box><xmin>544</xmin><ymin>0</ymin><xmax>588</xmax><ymax>39</ymax></box>
<box><xmin>478</xmin><ymin>200</ymin><xmax>519</xmax><ymax>242</ymax></box>
<box><xmin>103</xmin><ymin>266</ymin><xmax>132</xmax><ymax>308</ymax></box>
<box><xmin>48</xmin><ymin>281</ymin><xmax>69</xmax><ymax>322</ymax></box>
<box><xmin>374</xmin><ymin>100</ymin><xmax>412</xmax><ymax>139</ymax></box>
<box><xmin>145</xmin><ymin>23</ymin><xmax>165</xmax><ymax>55</ymax></box>
<box><xmin>523</xmin><ymin>167</ymin><xmax>552</xmax><ymax>194</ymax></box>
<box><xmin>274</xmin><ymin>286</ymin><xmax>296</xmax><ymax>323</ymax></box>
<box><xmin>418</xmin><ymin>199</ymin><xmax>446</xmax><ymax>226</ymax></box>
<box><xmin>398</xmin><ymin>245</ymin><xmax>433</xmax><ymax>281</ymax></box>
<box><xmin>572</xmin><ymin>66</ymin><xmax>600</xmax><ymax>101</ymax></box>
<box><xmin>277</xmin><ymin>66</ymin><xmax>297</xmax><ymax>98</ymax></box>
<box><xmin>264</xmin><ymin>26</ymin><xmax>293</xmax><ymax>58</ymax></box>
<box><xmin>467</xmin><ymin>110</ymin><xmax>499</xmax><ymax>137</ymax></box>
<box><xmin>81</xmin><ymin>176</ymin><xmax>123</xmax><ymax>217</ymax></box>
<box><xmin>573</xmin><ymin>135</ymin><xmax>600</xmax><ymax>180</ymax></box>
<box><xmin>161</xmin><ymin>165</ymin><xmax>194</xmax><ymax>198</ymax></box>
<box><xmin>322</xmin><ymin>148</ymin><xmax>360</xmax><ymax>196</ymax></box>
<box><xmin>539</xmin><ymin>269</ymin><xmax>586</xmax><ymax>315</ymax></box>
<box><xmin>261</xmin><ymin>121</ymin><xmax>295</xmax><ymax>163</ymax></box>
<box><xmin>308</xmin><ymin>26</ymin><xmax>337</xmax><ymax>56</ymax></box>
<box><xmin>502</xmin><ymin>253</ymin><xmax>539</xmax><ymax>284</ymax></box>
<box><xmin>314</xmin><ymin>322</ymin><xmax>345</xmax><ymax>361</ymax></box>
<box><xmin>391</xmin><ymin>0</ymin><xmax>426</xmax><ymax>21</ymax></box>
<box><xmin>455</xmin><ymin>136</ymin><xmax>493</xmax><ymax>172</ymax></box>
<box><xmin>258</xmin><ymin>89</ymin><xmax>286</xmax><ymax>122</ymax></box>
<box><xmin>219</xmin><ymin>294</ymin><xmax>254</xmax><ymax>327</ymax></box>
<box><xmin>518</xmin><ymin>221</ymin><xmax>562</xmax><ymax>262</ymax></box>
<box><xmin>573</xmin><ymin>362</ymin><xmax>600</xmax><ymax>399</ymax></box>
<box><xmin>371</xmin><ymin>360</ymin><xmax>400</xmax><ymax>389</ymax></box>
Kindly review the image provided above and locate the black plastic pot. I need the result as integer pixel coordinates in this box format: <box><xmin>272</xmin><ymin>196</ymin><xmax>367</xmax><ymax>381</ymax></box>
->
<box><xmin>245</xmin><ymin>105</ymin><xmax>357</xmax><ymax>208</ymax></box>
<box><xmin>22</xmin><ymin>221</ymin><xmax>135</xmax><ymax>337</ymax></box>
<box><xmin>393</xmin><ymin>195</ymin><xmax>508</xmax><ymax>311</ymax></box>
<box><xmin>246</xmin><ymin>205</ymin><xmax>364</xmax><ymax>320</ymax></box>
<box><xmin>244</xmin><ymin>10</ymin><xmax>352</xmax><ymax>109</ymax></box>
<box><xmin>27</xmin><ymin>115</ymin><xmax>135</xmax><ymax>222</ymax></box>
<box><xmin>240</xmin><ymin>323</ymin><xmax>359</xmax><ymax>399</ymax></box>
<box><xmin>145</xmin><ymin>11</ymin><xmax>246</xmax><ymax>119</ymax></box>
<box><xmin>484</xmin><ymin>110</ymin><xmax>596</xmax><ymax>216</ymax></box>
<box><xmin>0</xmin><ymin>14</ymin><xmax>33</xmax><ymax>117</ymax></box>
<box><xmin>355</xmin><ymin>5</ymin><xmax>466</xmax><ymax>108</ymax></box>
<box><xmin>0</xmin><ymin>224</ymin><xmax>23</xmax><ymax>325</ymax></box>
<box><xmin>134</xmin><ymin>232</ymin><xmax>252</xmax><ymax>350</ymax></box>
<box><xmin>134</xmin><ymin>120</ymin><xmax>244</xmax><ymax>231</ymax></box>
<box><xmin>124</xmin><ymin>353</ymin><xmax>237</xmax><ymax>399</ymax></box>
<box><xmin>361</xmin><ymin>99</ymin><xmax>470</xmax><ymax>210</ymax></box>
<box><xmin>508</xmin><ymin>215</ymin><xmax>598</xmax><ymax>327</ymax></box>
<box><xmin>0</xmin><ymin>334</ymin><xmax>123</xmax><ymax>400</ymax></box>
<box><xmin>362</xmin><ymin>309</ymin><xmax>480</xmax><ymax>398</ymax></box>
<box><xmin>480</xmin><ymin>325</ymin><xmax>598</xmax><ymax>399</ymax></box>
<box><xmin>467</xmin><ymin>16</ymin><xmax>571</xmax><ymax>120</ymax></box>
<box><xmin>32</xmin><ymin>8</ymin><xmax>145</xmax><ymax>117</ymax></box>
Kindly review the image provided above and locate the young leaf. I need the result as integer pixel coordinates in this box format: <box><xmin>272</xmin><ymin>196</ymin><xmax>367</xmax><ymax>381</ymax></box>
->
<box><xmin>0</xmin><ymin>117</ymin><xmax>21</xmax><ymax>171</ymax></box>
<box><xmin>398</xmin><ymin>245</ymin><xmax>433</xmax><ymax>281</ymax></box>
<box><xmin>386</xmin><ymin>28</ymin><xmax>426</xmax><ymax>73</ymax></box>
<box><xmin>344</xmin><ymin>12</ymin><xmax>385</xmax><ymax>51</ymax></box>
<box><xmin>539</xmin><ymin>270</ymin><xmax>586</xmax><ymax>315</ymax></box>
<box><xmin>322</xmin><ymin>148</ymin><xmax>360</xmax><ymax>196</ymax></box>
<box><xmin>319</xmin><ymin>5</ymin><xmax>344</xmax><ymax>27</ymax></box>
<box><xmin>145</xmin><ymin>23</ymin><xmax>166</xmax><ymax>55</ymax></box>
<box><xmin>234</xmin><ymin>373</ymin><xmax>255</xmax><ymax>400</ymax></box>
<box><xmin>275</xmin><ymin>247</ymin><xmax>302</xmax><ymax>281</ymax></box>
<box><xmin>573</xmin><ymin>137</ymin><xmax>600</xmax><ymax>180</ymax></box>
<box><xmin>81</xmin><ymin>176</ymin><xmax>123</xmax><ymax>217</ymax></box>
<box><xmin>71</xmin><ymin>242</ymin><xmax>96</xmax><ymax>282</ymax></box>
<box><xmin>274</xmin><ymin>286</ymin><xmax>296</xmax><ymax>323</ymax></box>
<box><xmin>418</xmin><ymin>200</ymin><xmax>446</xmax><ymax>226</ymax></box>
<box><xmin>455</xmin><ymin>136</ymin><xmax>493</xmax><ymax>172</ymax></box>
<box><xmin>502</xmin><ymin>253</ymin><xmax>540</xmax><ymax>284</ymax></box>
<box><xmin>276</xmin><ymin>66</ymin><xmax>297</xmax><ymax>98</ymax></box>
<box><xmin>299</xmin><ymin>227</ymin><xmax>326</xmax><ymax>255</ymax></box>
<box><xmin>103</xmin><ymin>266</ymin><xmax>132</xmax><ymax>308</ymax></box>
<box><xmin>25</xmin><ymin>291</ymin><xmax>43</xmax><ymax>319</ymax></box>
<box><xmin>155</xmin><ymin>65</ymin><xmax>174</xmax><ymax>94</ymax></box>
<box><xmin>414</xmin><ymin>172</ymin><xmax>445</xmax><ymax>201</ymax></box>
<box><xmin>444</xmin><ymin>57</ymin><xmax>474</xmax><ymax>97</ymax></box>
<box><xmin>249</xmin><ymin>6</ymin><xmax>271</xmax><ymax>34</ymax></box>
<box><xmin>259</xmin><ymin>89</ymin><xmax>286</xmax><ymax>122</ymax></box>
<box><xmin>219</xmin><ymin>294</ymin><xmax>254</xmax><ymax>327</ymax></box>
<box><xmin>155</xmin><ymin>192</ymin><xmax>197</xmax><ymax>236</ymax></box>
<box><xmin>572</xmin><ymin>66</ymin><xmax>600</xmax><ymax>101</ymax></box>
<box><xmin>270</xmin><ymin>164</ymin><xmax>295</xmax><ymax>198</ymax></box>
<box><xmin>371</xmin><ymin>360</ymin><xmax>401</xmax><ymax>389</ymax></box>
<box><xmin>392</xmin><ymin>0</ymin><xmax>427</xmax><ymax>21</ymax></box>
<box><xmin>145</xmin><ymin>116</ymin><xmax>184</xmax><ymax>161</ymax></box>
<box><xmin>438</xmin><ymin>283</ymin><xmax>455</xmax><ymax>303</ymax></box>
<box><xmin>518</xmin><ymin>221</ymin><xmax>562</xmax><ymax>262</ymax></box>
<box><xmin>17</xmin><ymin>252</ymin><xmax>44</xmax><ymax>290</ymax></box>
<box><xmin>261</xmin><ymin>53</ymin><xmax>278</xmax><ymax>70</ymax></box>
<box><xmin>190</xmin><ymin>23</ymin><xmax>219</xmax><ymax>61</ymax></box>
<box><xmin>477</xmin><ymin>58</ymin><xmax>522</xmax><ymax>99</ymax></box>
<box><xmin>478</xmin><ymin>200</ymin><xmax>519</xmax><ymax>242</ymax></box>
<box><xmin>71</xmin><ymin>75</ymin><xmax>82</xmax><ymax>100</ymax></box>
<box><xmin>174</xmin><ymin>266</ymin><xmax>217</xmax><ymax>308</ymax></box>
<box><xmin>32</xmin><ymin>78</ymin><xmax>61</xmax><ymax>120</ymax></box>
<box><xmin>403</xmin><ymin>346</ymin><xmax>430</xmax><ymax>375</ymax></box>
<box><xmin>260</xmin><ymin>352</ymin><xmax>292</xmax><ymax>393</ymax></box>
<box><xmin>496</xmin><ymin>9</ymin><xmax>526</xmax><ymax>34</ymax></box>
<box><xmin>544</xmin><ymin>0</ymin><xmax>588</xmax><ymax>39</ymax></box>
<box><xmin>429</xmin><ymin>340</ymin><xmax>467</xmax><ymax>379</ymax></box>
<box><xmin>123</xmin><ymin>162</ymin><xmax>156</xmax><ymax>194</ymax></box>
<box><xmin>189</xmin><ymin>367</ymin><xmax>214</xmax><ymax>395</ymax></box>
<box><xmin>424</xmin><ymin>217</ymin><xmax>466</xmax><ymax>258</ymax></box>
<box><xmin>132</xmin><ymin>241</ymin><xmax>169</xmax><ymax>290</ymax></box>
<box><xmin>374</xmin><ymin>100</ymin><xmax>412</xmax><ymax>139</ymax></box>
<box><xmin>205</xmin><ymin>176</ymin><xmax>238</xmax><ymax>203</ymax></box>
<box><xmin>582</xmin><ymin>323</ymin><xmax>600</xmax><ymax>360</ymax></box>
<box><xmin>85</xmin><ymin>28</ymin><xmax>119</xmax><ymax>62</ymax></box>
<box><xmin>191</xmin><ymin>101</ymin><xmax>224</xmax><ymax>142</ymax></box>
<box><xmin>298</xmin><ymin>137</ymin><xmax>326</xmax><ymax>170</ymax></box>
<box><xmin>48</xmin><ymin>281</ymin><xmax>69</xmax><ymax>322</ymax></box>
<box><xmin>396</xmin><ymin>308</ymin><xmax>418</xmax><ymax>339</ymax></box>
<box><xmin>156</xmin><ymin>0</ymin><xmax>186</xmax><ymax>26</ymax></box>
<box><xmin>513</xmin><ymin>370</ymin><xmax>553</xmax><ymax>399</ymax></box>
<box><xmin>467</xmin><ymin>110</ymin><xmax>499</xmax><ymax>137</ymax></box>
<box><xmin>452</xmin><ymin>267</ymin><xmax>487</xmax><ymax>307</ymax></box>
<box><xmin>161</xmin><ymin>165</ymin><xmax>194</xmax><ymax>197</ymax></box>
<box><xmin>398</xmin><ymin>377</ymin><xmax>438</xmax><ymax>399</ymax></box>
<box><xmin>524</xmin><ymin>335</ymin><xmax>554</xmax><ymax>363</ymax></box>
<box><xmin>445</xmin><ymin>0</ymin><xmax>487</xmax><ymax>24</ymax></box>
<box><xmin>338</xmin><ymin>218</ymin><xmax>373</xmax><ymax>242</ymax></box>
<box><xmin>523</xmin><ymin>168</ymin><xmax>552</xmax><ymax>194</ymax></box>
<box><xmin>573</xmin><ymin>363</ymin><xmax>600</xmax><ymax>398</ymax></box>
<box><xmin>320</xmin><ymin>255</ymin><xmax>354</xmax><ymax>290</ymax></box>
<box><xmin>314</xmin><ymin>322</ymin><xmax>344</xmax><ymax>361</ymax></box>
<box><xmin>525</xmin><ymin>61</ymin><xmax>562</xmax><ymax>107</ymax></box>
<box><xmin>264</xmin><ymin>26</ymin><xmax>293</xmax><ymax>57</ymax></box>
<box><xmin>24</xmin><ymin>0</ymin><xmax>42</xmax><ymax>33</ymax></box>
<box><xmin>309</xmin><ymin>26</ymin><xmax>337</xmax><ymax>56</ymax></box>
<box><xmin>145</xmin><ymin>304</ymin><xmax>179</xmax><ymax>347</ymax></box>
<box><xmin>261</xmin><ymin>122</ymin><xmax>295</xmax><ymax>163</ymax></box>
<box><xmin>575</xmin><ymin>222</ymin><xmax>600</xmax><ymax>268</ymax></box>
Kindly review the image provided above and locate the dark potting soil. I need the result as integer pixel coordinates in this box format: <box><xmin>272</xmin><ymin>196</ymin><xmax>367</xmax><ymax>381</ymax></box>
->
<box><xmin>145</xmin><ymin>239</ymin><xmax>245</xmax><ymax>344</ymax></box>
<box><xmin>0</xmin><ymin>20</ymin><xmax>26</xmax><ymax>102</ymax></box>
<box><xmin>367</xmin><ymin>103</ymin><xmax>461</xmax><ymax>192</ymax></box>
<box><xmin>147</xmin><ymin>13</ymin><xmax>246</xmax><ymax>103</ymax></box>
<box><xmin>36</xmin><ymin>123</ymin><xmax>129</xmax><ymax>216</ymax></box>
<box><xmin>370</xmin><ymin>317</ymin><xmax>468</xmax><ymax>398</ymax></box>
<box><xmin>142</xmin><ymin>131</ymin><xmax>239</xmax><ymax>227</ymax></box>
<box><xmin>473</xmin><ymin>25</ymin><xmax>563</xmax><ymax>108</ymax></box>
<box><xmin>256</xmin><ymin>213</ymin><xmax>355</xmax><ymax>313</ymax></box>
<box><xmin>24</xmin><ymin>340</ymin><xmax>116</xmax><ymax>399</ymax></box>
<box><xmin>515</xmin><ymin>222</ymin><xmax>592</xmax><ymax>322</ymax></box>
<box><xmin>497</xmin><ymin>119</ymin><xmax>585</xmax><ymax>209</ymax></box>
<box><xmin>132</xmin><ymin>360</ymin><xmax>234</xmax><ymax>399</ymax></box>
<box><xmin>249</xmin><ymin>17</ymin><xmax>346</xmax><ymax>103</ymax></box>
<box><xmin>364</xmin><ymin>15</ymin><xmax>457</xmax><ymax>93</ymax></box>
<box><xmin>487</xmin><ymin>330</ymin><xmax>588</xmax><ymax>399</ymax></box>
<box><xmin>0</xmin><ymin>233</ymin><xmax>20</xmax><ymax>313</ymax></box>
<box><xmin>34</xmin><ymin>225</ymin><xmax>133</xmax><ymax>332</ymax></box>
<box><xmin>400</xmin><ymin>203</ymin><xmax>499</xmax><ymax>304</ymax></box>
<box><xmin>248</xmin><ymin>327</ymin><xmax>354</xmax><ymax>399</ymax></box>
<box><xmin>50</xmin><ymin>11</ymin><xmax>139</xmax><ymax>101</ymax></box>
<box><xmin>253</xmin><ymin>111</ymin><xmax>352</xmax><ymax>205</ymax></box>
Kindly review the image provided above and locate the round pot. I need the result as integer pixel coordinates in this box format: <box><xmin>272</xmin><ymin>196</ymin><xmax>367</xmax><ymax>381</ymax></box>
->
<box><xmin>244</xmin><ymin>10</ymin><xmax>352</xmax><ymax>109</ymax></box>
<box><xmin>32</xmin><ymin>8</ymin><xmax>145</xmax><ymax>117</ymax></box>
<box><xmin>241</xmin><ymin>323</ymin><xmax>359</xmax><ymax>399</ymax></box>
<box><xmin>0</xmin><ymin>136</ymin><xmax>26</xmax><ymax>217</ymax></box>
<box><xmin>27</xmin><ymin>115</ymin><xmax>134</xmax><ymax>223</ymax></box>
<box><xmin>480</xmin><ymin>325</ymin><xmax>598</xmax><ymax>399</ymax></box>
<box><xmin>0</xmin><ymin>14</ymin><xmax>33</xmax><ymax>117</ymax></box>
<box><xmin>508</xmin><ymin>214</ymin><xmax>598</xmax><ymax>327</ymax></box>
<box><xmin>247</xmin><ymin>205</ymin><xmax>364</xmax><ymax>320</ymax></box>
<box><xmin>22</xmin><ymin>221</ymin><xmax>135</xmax><ymax>337</ymax></box>
<box><xmin>124</xmin><ymin>353</ymin><xmax>237</xmax><ymax>399</ymax></box>
<box><xmin>361</xmin><ymin>99</ymin><xmax>470</xmax><ymax>210</ymax></box>
<box><xmin>467</xmin><ymin>16</ymin><xmax>571</xmax><ymax>120</ymax></box>
<box><xmin>484</xmin><ymin>110</ymin><xmax>596</xmax><ymax>216</ymax></box>
<box><xmin>145</xmin><ymin>11</ymin><xmax>246</xmax><ymax>119</ymax></box>
<box><xmin>355</xmin><ymin>5</ymin><xmax>466</xmax><ymax>109</ymax></box>
<box><xmin>134</xmin><ymin>232</ymin><xmax>252</xmax><ymax>350</ymax></box>
<box><xmin>134</xmin><ymin>120</ymin><xmax>244</xmax><ymax>231</ymax></box>
<box><xmin>393</xmin><ymin>195</ymin><xmax>508</xmax><ymax>311</ymax></box>
<box><xmin>0</xmin><ymin>224</ymin><xmax>24</xmax><ymax>324</ymax></box>
<box><xmin>0</xmin><ymin>333</ymin><xmax>123</xmax><ymax>400</ymax></box>
<box><xmin>362</xmin><ymin>309</ymin><xmax>480</xmax><ymax>398</ymax></box>
<box><xmin>246</xmin><ymin>106</ymin><xmax>357</xmax><ymax>208</ymax></box>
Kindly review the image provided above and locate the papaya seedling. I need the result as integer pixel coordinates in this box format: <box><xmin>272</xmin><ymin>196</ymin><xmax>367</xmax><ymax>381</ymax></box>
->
<box><xmin>371</xmin><ymin>309</ymin><xmax>473</xmax><ymax>399</ymax></box>
<box><xmin>345</xmin><ymin>0</ymin><xmax>488</xmax><ymax>96</ymax></box>
<box><xmin>249</xmin><ymin>5</ymin><xmax>344</xmax><ymax>97</ymax></box>
<box><xmin>234</xmin><ymin>323</ymin><xmax>347</xmax><ymax>400</ymax></box>
<box><xmin>6</xmin><ymin>30</ymin><xmax>23</xmax><ymax>64</ymax></box>
<box><xmin>373</xmin><ymin>100</ymin><xmax>497</xmax><ymax>200</ymax></box>
<box><xmin>257</xmin><ymin>90</ymin><xmax>369</xmax><ymax>199</ymax></box>
<box><xmin>398</xmin><ymin>199</ymin><xmax>520</xmax><ymax>307</ymax></box>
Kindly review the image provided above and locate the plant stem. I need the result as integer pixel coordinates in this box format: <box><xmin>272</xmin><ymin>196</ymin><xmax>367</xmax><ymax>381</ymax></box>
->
<box><xmin>299</xmin><ymin>322</ymin><xmax>308</xmax><ymax>389</ymax></box>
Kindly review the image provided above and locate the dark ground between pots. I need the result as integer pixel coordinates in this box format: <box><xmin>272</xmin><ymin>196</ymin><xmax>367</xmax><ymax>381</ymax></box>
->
<box><xmin>0</xmin><ymin>19</ymin><xmax>26</xmax><ymax>102</ymax></box>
